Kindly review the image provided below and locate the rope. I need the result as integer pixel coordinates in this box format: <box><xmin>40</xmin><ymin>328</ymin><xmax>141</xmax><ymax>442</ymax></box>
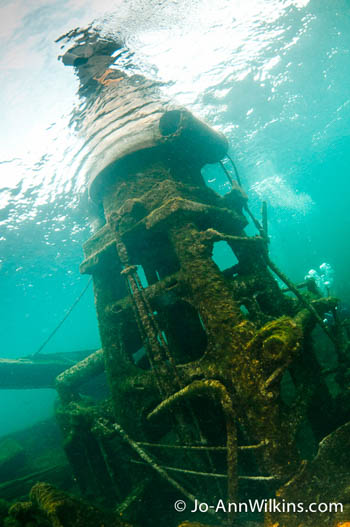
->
<box><xmin>101</xmin><ymin>419</ymin><xmax>209</xmax><ymax>515</ymax></box>
<box><xmin>220</xmin><ymin>157</ymin><xmax>266</xmax><ymax>238</ymax></box>
<box><xmin>135</xmin><ymin>440</ymin><xmax>267</xmax><ymax>452</ymax></box>
<box><xmin>33</xmin><ymin>276</ymin><xmax>93</xmax><ymax>356</ymax></box>
<box><xmin>130</xmin><ymin>459</ymin><xmax>278</xmax><ymax>482</ymax></box>
<box><xmin>226</xmin><ymin>153</ymin><xmax>242</xmax><ymax>187</ymax></box>
<box><xmin>219</xmin><ymin>152</ymin><xmax>337</xmax><ymax>346</ymax></box>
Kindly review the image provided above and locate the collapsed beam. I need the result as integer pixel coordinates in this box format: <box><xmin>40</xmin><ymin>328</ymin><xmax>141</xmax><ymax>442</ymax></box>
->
<box><xmin>0</xmin><ymin>351</ymin><xmax>95</xmax><ymax>390</ymax></box>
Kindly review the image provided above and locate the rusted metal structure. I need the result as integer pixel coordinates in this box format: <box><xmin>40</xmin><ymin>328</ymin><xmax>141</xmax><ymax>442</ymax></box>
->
<box><xmin>3</xmin><ymin>28</ymin><xmax>349</xmax><ymax>527</ymax></box>
<box><xmin>0</xmin><ymin>351</ymin><xmax>94</xmax><ymax>390</ymax></box>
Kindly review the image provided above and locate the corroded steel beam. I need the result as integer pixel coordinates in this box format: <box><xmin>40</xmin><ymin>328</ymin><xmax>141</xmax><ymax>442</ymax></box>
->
<box><xmin>0</xmin><ymin>351</ymin><xmax>94</xmax><ymax>389</ymax></box>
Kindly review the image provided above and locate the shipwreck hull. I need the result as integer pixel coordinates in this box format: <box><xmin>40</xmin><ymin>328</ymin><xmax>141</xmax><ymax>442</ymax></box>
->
<box><xmin>54</xmin><ymin>32</ymin><xmax>350</xmax><ymax>527</ymax></box>
<box><xmin>2</xmin><ymin>28</ymin><xmax>350</xmax><ymax>527</ymax></box>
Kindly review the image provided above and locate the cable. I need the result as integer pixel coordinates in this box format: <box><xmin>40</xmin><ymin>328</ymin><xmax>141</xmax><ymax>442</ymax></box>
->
<box><xmin>226</xmin><ymin>153</ymin><xmax>242</xmax><ymax>187</ymax></box>
<box><xmin>33</xmin><ymin>276</ymin><xmax>93</xmax><ymax>356</ymax></box>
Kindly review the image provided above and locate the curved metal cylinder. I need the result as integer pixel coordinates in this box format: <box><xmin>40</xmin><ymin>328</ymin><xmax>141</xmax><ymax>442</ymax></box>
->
<box><xmin>84</xmin><ymin>88</ymin><xmax>228</xmax><ymax>203</ymax></box>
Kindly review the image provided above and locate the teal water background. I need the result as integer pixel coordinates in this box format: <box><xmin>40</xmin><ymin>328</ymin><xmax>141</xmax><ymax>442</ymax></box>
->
<box><xmin>0</xmin><ymin>0</ymin><xmax>350</xmax><ymax>437</ymax></box>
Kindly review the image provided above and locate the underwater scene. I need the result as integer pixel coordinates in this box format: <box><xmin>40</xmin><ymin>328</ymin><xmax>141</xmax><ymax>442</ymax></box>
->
<box><xmin>1</xmin><ymin>0</ymin><xmax>350</xmax><ymax>526</ymax></box>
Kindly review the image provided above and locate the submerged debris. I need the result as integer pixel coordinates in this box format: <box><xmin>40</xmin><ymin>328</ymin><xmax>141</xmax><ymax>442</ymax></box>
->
<box><xmin>2</xmin><ymin>26</ymin><xmax>350</xmax><ymax>527</ymax></box>
<box><xmin>2</xmin><ymin>483</ymin><xmax>131</xmax><ymax>527</ymax></box>
<box><xmin>48</xmin><ymin>26</ymin><xmax>350</xmax><ymax>527</ymax></box>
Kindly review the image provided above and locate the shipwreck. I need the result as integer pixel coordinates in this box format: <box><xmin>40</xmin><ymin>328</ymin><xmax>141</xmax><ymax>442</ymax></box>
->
<box><xmin>1</xmin><ymin>27</ymin><xmax>350</xmax><ymax>527</ymax></box>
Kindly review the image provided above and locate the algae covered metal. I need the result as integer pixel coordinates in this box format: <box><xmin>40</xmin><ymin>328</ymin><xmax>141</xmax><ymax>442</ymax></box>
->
<box><xmin>2</xmin><ymin>27</ymin><xmax>350</xmax><ymax>527</ymax></box>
